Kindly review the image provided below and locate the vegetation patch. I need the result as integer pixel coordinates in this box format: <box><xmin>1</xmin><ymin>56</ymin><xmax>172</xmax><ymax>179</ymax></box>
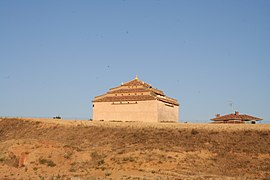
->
<box><xmin>39</xmin><ymin>158</ymin><xmax>56</xmax><ymax>167</ymax></box>
<box><xmin>191</xmin><ymin>129</ymin><xmax>199</xmax><ymax>135</ymax></box>
<box><xmin>0</xmin><ymin>157</ymin><xmax>5</xmax><ymax>162</ymax></box>
<box><xmin>91</xmin><ymin>151</ymin><xmax>106</xmax><ymax>167</ymax></box>
<box><xmin>64</xmin><ymin>151</ymin><xmax>73</xmax><ymax>159</ymax></box>
<box><xmin>1</xmin><ymin>118</ymin><xmax>270</xmax><ymax>179</ymax></box>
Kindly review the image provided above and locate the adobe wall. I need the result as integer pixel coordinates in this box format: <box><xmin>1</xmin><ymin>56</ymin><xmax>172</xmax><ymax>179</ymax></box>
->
<box><xmin>157</xmin><ymin>101</ymin><xmax>179</xmax><ymax>122</ymax></box>
<box><xmin>93</xmin><ymin>100</ymin><xmax>158</xmax><ymax>122</ymax></box>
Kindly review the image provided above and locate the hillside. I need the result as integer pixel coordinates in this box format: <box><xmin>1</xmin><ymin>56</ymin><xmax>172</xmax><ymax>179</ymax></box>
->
<box><xmin>0</xmin><ymin>118</ymin><xmax>269</xmax><ymax>179</ymax></box>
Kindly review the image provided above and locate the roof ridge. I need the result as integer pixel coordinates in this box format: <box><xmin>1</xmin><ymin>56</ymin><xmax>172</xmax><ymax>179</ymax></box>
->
<box><xmin>211</xmin><ymin>112</ymin><xmax>262</xmax><ymax>121</ymax></box>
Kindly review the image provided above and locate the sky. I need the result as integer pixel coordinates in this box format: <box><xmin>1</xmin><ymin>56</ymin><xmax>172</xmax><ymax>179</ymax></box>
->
<box><xmin>0</xmin><ymin>0</ymin><xmax>269</xmax><ymax>123</ymax></box>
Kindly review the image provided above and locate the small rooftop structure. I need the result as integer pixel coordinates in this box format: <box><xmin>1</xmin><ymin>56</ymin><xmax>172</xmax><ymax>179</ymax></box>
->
<box><xmin>92</xmin><ymin>76</ymin><xmax>179</xmax><ymax>122</ymax></box>
<box><xmin>211</xmin><ymin>111</ymin><xmax>263</xmax><ymax>124</ymax></box>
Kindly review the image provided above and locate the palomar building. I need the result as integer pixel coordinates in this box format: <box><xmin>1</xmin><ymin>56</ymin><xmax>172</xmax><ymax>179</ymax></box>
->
<box><xmin>92</xmin><ymin>76</ymin><xmax>179</xmax><ymax>122</ymax></box>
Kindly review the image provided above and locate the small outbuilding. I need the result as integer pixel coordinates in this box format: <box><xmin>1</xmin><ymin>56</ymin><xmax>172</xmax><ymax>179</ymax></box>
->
<box><xmin>211</xmin><ymin>111</ymin><xmax>263</xmax><ymax>124</ymax></box>
<box><xmin>92</xmin><ymin>76</ymin><xmax>179</xmax><ymax>122</ymax></box>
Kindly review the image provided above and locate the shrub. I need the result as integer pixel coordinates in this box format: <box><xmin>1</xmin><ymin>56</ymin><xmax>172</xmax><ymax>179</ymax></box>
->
<box><xmin>39</xmin><ymin>158</ymin><xmax>56</xmax><ymax>167</ymax></box>
<box><xmin>91</xmin><ymin>151</ymin><xmax>105</xmax><ymax>167</ymax></box>
<box><xmin>122</xmin><ymin>157</ymin><xmax>135</xmax><ymax>162</ymax></box>
<box><xmin>91</xmin><ymin>152</ymin><xmax>100</xmax><ymax>159</ymax></box>
<box><xmin>69</xmin><ymin>167</ymin><xmax>76</xmax><ymax>172</ymax></box>
<box><xmin>105</xmin><ymin>171</ymin><xmax>111</xmax><ymax>177</ymax></box>
<box><xmin>64</xmin><ymin>151</ymin><xmax>73</xmax><ymax>159</ymax></box>
<box><xmin>98</xmin><ymin>159</ymin><xmax>105</xmax><ymax>166</ymax></box>
<box><xmin>191</xmin><ymin>129</ymin><xmax>199</xmax><ymax>135</ymax></box>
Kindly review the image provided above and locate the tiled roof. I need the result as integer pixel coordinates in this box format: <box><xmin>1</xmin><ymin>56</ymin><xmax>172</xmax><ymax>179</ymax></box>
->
<box><xmin>93</xmin><ymin>95</ymin><xmax>156</xmax><ymax>102</ymax></box>
<box><xmin>108</xmin><ymin>88</ymin><xmax>148</xmax><ymax>94</ymax></box>
<box><xmin>122</xmin><ymin>79</ymin><xmax>151</xmax><ymax>87</ymax></box>
<box><xmin>150</xmin><ymin>88</ymin><xmax>164</xmax><ymax>96</ymax></box>
<box><xmin>211</xmin><ymin>112</ymin><xmax>262</xmax><ymax>121</ymax></box>
<box><xmin>109</xmin><ymin>87</ymin><xmax>164</xmax><ymax>96</ymax></box>
<box><xmin>157</xmin><ymin>97</ymin><xmax>179</xmax><ymax>106</ymax></box>
<box><xmin>93</xmin><ymin>76</ymin><xmax>179</xmax><ymax>106</ymax></box>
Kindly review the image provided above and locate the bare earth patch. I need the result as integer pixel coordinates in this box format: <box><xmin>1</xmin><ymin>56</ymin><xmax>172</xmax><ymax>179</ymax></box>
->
<box><xmin>0</xmin><ymin>117</ymin><xmax>269</xmax><ymax>179</ymax></box>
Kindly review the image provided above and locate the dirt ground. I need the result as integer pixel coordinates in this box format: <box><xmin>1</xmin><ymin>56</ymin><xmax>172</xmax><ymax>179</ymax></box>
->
<box><xmin>0</xmin><ymin>117</ymin><xmax>269</xmax><ymax>179</ymax></box>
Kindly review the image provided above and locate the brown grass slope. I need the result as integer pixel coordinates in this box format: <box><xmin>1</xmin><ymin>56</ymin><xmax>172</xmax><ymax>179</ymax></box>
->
<box><xmin>0</xmin><ymin>118</ymin><xmax>269</xmax><ymax>179</ymax></box>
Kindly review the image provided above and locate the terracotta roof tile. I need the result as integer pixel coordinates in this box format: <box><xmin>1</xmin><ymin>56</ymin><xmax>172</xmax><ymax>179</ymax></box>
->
<box><xmin>150</xmin><ymin>88</ymin><xmax>164</xmax><ymax>96</ymax></box>
<box><xmin>157</xmin><ymin>97</ymin><xmax>179</xmax><ymax>106</ymax></box>
<box><xmin>108</xmin><ymin>88</ymin><xmax>148</xmax><ymax>94</ymax></box>
<box><xmin>211</xmin><ymin>112</ymin><xmax>262</xmax><ymax>121</ymax></box>
<box><xmin>93</xmin><ymin>95</ymin><xmax>156</xmax><ymax>102</ymax></box>
<box><xmin>122</xmin><ymin>79</ymin><xmax>151</xmax><ymax>87</ymax></box>
<box><xmin>93</xmin><ymin>77</ymin><xmax>179</xmax><ymax>106</ymax></box>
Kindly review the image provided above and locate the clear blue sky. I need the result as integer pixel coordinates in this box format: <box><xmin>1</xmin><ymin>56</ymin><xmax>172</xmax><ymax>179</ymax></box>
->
<box><xmin>1</xmin><ymin>0</ymin><xmax>269</xmax><ymax>123</ymax></box>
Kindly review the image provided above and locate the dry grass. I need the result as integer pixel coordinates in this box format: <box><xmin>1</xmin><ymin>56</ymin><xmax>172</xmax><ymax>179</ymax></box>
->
<box><xmin>0</xmin><ymin>117</ymin><xmax>269</xmax><ymax>179</ymax></box>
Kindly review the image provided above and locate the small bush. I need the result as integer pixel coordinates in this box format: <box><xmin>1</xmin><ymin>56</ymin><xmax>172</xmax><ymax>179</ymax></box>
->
<box><xmin>105</xmin><ymin>171</ymin><xmax>111</xmax><ymax>177</ymax></box>
<box><xmin>91</xmin><ymin>152</ymin><xmax>100</xmax><ymax>159</ymax></box>
<box><xmin>98</xmin><ymin>159</ymin><xmax>105</xmax><ymax>166</ymax></box>
<box><xmin>35</xmin><ymin>121</ymin><xmax>41</xmax><ymax>125</ymax></box>
<box><xmin>116</xmin><ymin>149</ymin><xmax>125</xmax><ymax>154</ymax></box>
<box><xmin>47</xmin><ymin>160</ymin><xmax>56</xmax><ymax>167</ymax></box>
<box><xmin>64</xmin><ymin>151</ymin><xmax>73</xmax><ymax>159</ymax></box>
<box><xmin>191</xmin><ymin>129</ymin><xmax>199</xmax><ymax>135</ymax></box>
<box><xmin>39</xmin><ymin>158</ymin><xmax>56</xmax><ymax>167</ymax></box>
<box><xmin>91</xmin><ymin>151</ymin><xmax>105</xmax><ymax>167</ymax></box>
<box><xmin>122</xmin><ymin>157</ymin><xmax>135</xmax><ymax>162</ymax></box>
<box><xmin>69</xmin><ymin>167</ymin><xmax>76</xmax><ymax>172</ymax></box>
